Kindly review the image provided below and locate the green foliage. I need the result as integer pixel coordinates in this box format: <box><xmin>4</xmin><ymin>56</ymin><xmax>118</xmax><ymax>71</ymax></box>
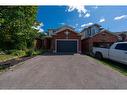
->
<box><xmin>0</xmin><ymin>54</ymin><xmax>16</xmax><ymax>62</ymax></box>
<box><xmin>33</xmin><ymin>49</ymin><xmax>45</xmax><ymax>55</ymax></box>
<box><xmin>8</xmin><ymin>50</ymin><xmax>26</xmax><ymax>57</ymax></box>
<box><xmin>37</xmin><ymin>32</ymin><xmax>47</xmax><ymax>39</ymax></box>
<box><xmin>26</xmin><ymin>49</ymin><xmax>45</xmax><ymax>56</ymax></box>
<box><xmin>26</xmin><ymin>49</ymin><xmax>34</xmax><ymax>56</ymax></box>
<box><xmin>0</xmin><ymin>6</ymin><xmax>38</xmax><ymax>50</ymax></box>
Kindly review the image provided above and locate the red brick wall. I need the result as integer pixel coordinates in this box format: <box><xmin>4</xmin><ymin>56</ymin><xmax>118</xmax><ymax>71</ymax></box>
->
<box><xmin>44</xmin><ymin>38</ymin><xmax>52</xmax><ymax>49</ymax></box>
<box><xmin>81</xmin><ymin>30</ymin><xmax>118</xmax><ymax>54</ymax></box>
<box><xmin>52</xmin><ymin>29</ymin><xmax>81</xmax><ymax>52</ymax></box>
<box><xmin>92</xmin><ymin>31</ymin><xmax>118</xmax><ymax>43</ymax></box>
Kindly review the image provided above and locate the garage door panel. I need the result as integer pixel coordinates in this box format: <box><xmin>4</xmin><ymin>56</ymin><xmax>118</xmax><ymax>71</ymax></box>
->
<box><xmin>57</xmin><ymin>40</ymin><xmax>77</xmax><ymax>53</ymax></box>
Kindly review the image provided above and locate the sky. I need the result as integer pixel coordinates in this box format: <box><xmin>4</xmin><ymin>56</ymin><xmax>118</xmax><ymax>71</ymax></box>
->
<box><xmin>37</xmin><ymin>6</ymin><xmax>127</xmax><ymax>32</ymax></box>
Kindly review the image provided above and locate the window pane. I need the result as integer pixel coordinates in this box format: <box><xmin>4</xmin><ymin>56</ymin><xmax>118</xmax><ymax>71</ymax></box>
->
<box><xmin>115</xmin><ymin>43</ymin><xmax>127</xmax><ymax>51</ymax></box>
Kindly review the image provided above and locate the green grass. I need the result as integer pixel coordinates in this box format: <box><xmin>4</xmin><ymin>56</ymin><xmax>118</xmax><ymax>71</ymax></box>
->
<box><xmin>84</xmin><ymin>55</ymin><xmax>127</xmax><ymax>76</ymax></box>
<box><xmin>0</xmin><ymin>54</ymin><xmax>17</xmax><ymax>62</ymax></box>
<box><xmin>91</xmin><ymin>56</ymin><xmax>127</xmax><ymax>76</ymax></box>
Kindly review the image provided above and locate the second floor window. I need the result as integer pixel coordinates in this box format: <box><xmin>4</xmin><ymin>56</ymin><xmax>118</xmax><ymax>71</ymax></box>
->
<box><xmin>87</xmin><ymin>29</ymin><xmax>91</xmax><ymax>36</ymax></box>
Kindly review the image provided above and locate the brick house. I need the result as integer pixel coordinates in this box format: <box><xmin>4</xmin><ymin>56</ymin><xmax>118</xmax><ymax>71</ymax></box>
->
<box><xmin>114</xmin><ymin>31</ymin><xmax>127</xmax><ymax>41</ymax></box>
<box><xmin>44</xmin><ymin>25</ymin><xmax>81</xmax><ymax>53</ymax></box>
<box><xmin>35</xmin><ymin>24</ymin><xmax>124</xmax><ymax>54</ymax></box>
<box><xmin>81</xmin><ymin>29</ymin><xmax>118</xmax><ymax>54</ymax></box>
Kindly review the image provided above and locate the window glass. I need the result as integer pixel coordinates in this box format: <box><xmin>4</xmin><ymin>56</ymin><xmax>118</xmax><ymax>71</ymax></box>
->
<box><xmin>115</xmin><ymin>43</ymin><xmax>127</xmax><ymax>51</ymax></box>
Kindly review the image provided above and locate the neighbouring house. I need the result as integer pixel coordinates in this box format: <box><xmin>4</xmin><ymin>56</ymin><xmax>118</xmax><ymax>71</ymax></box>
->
<box><xmin>80</xmin><ymin>23</ymin><xmax>103</xmax><ymax>39</ymax></box>
<box><xmin>81</xmin><ymin>29</ymin><xmax>118</xmax><ymax>54</ymax></box>
<box><xmin>114</xmin><ymin>31</ymin><xmax>127</xmax><ymax>41</ymax></box>
<box><xmin>43</xmin><ymin>25</ymin><xmax>81</xmax><ymax>53</ymax></box>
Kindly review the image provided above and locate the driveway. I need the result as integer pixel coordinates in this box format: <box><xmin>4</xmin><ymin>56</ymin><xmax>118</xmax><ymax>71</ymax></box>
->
<box><xmin>0</xmin><ymin>53</ymin><xmax>127</xmax><ymax>89</ymax></box>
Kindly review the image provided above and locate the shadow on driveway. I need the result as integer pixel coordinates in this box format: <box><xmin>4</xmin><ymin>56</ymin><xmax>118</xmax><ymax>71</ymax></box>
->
<box><xmin>43</xmin><ymin>52</ymin><xmax>79</xmax><ymax>56</ymax></box>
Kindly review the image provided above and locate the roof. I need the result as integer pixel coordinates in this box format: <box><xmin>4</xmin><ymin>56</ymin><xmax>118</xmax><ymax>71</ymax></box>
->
<box><xmin>85</xmin><ymin>23</ymin><xmax>101</xmax><ymax>28</ymax></box>
<box><xmin>82</xmin><ymin>29</ymin><xmax>118</xmax><ymax>40</ymax></box>
<box><xmin>54</xmin><ymin>25</ymin><xmax>75</xmax><ymax>34</ymax></box>
<box><xmin>80</xmin><ymin>23</ymin><xmax>101</xmax><ymax>33</ymax></box>
<box><xmin>48</xmin><ymin>25</ymin><xmax>75</xmax><ymax>32</ymax></box>
<box><xmin>57</xmin><ymin>25</ymin><xmax>75</xmax><ymax>31</ymax></box>
<box><xmin>113</xmin><ymin>31</ymin><xmax>127</xmax><ymax>35</ymax></box>
<box><xmin>92</xmin><ymin>29</ymin><xmax>118</xmax><ymax>37</ymax></box>
<box><xmin>47</xmin><ymin>25</ymin><xmax>80</xmax><ymax>35</ymax></box>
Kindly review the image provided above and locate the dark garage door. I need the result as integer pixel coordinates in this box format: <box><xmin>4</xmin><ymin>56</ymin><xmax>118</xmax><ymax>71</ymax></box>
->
<box><xmin>57</xmin><ymin>40</ymin><xmax>77</xmax><ymax>53</ymax></box>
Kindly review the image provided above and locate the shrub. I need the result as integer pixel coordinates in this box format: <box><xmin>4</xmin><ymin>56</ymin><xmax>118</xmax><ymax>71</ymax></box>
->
<box><xmin>8</xmin><ymin>50</ymin><xmax>26</xmax><ymax>57</ymax></box>
<box><xmin>26</xmin><ymin>49</ymin><xmax>34</xmax><ymax>57</ymax></box>
<box><xmin>26</xmin><ymin>49</ymin><xmax>45</xmax><ymax>56</ymax></box>
<box><xmin>0</xmin><ymin>49</ymin><xmax>5</xmax><ymax>55</ymax></box>
<box><xmin>33</xmin><ymin>50</ymin><xmax>43</xmax><ymax>55</ymax></box>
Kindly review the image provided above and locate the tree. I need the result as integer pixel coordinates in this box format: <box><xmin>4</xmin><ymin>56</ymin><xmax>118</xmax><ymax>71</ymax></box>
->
<box><xmin>32</xmin><ymin>21</ymin><xmax>47</xmax><ymax>39</ymax></box>
<box><xmin>0</xmin><ymin>6</ymin><xmax>38</xmax><ymax>50</ymax></box>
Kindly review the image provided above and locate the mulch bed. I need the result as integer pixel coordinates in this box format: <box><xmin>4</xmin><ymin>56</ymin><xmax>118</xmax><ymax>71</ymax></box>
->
<box><xmin>0</xmin><ymin>56</ymin><xmax>33</xmax><ymax>70</ymax></box>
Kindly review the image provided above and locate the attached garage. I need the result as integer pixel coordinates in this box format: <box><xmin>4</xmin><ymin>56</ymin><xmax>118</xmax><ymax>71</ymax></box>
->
<box><xmin>56</xmin><ymin>40</ymin><xmax>78</xmax><ymax>53</ymax></box>
<box><xmin>45</xmin><ymin>25</ymin><xmax>81</xmax><ymax>53</ymax></box>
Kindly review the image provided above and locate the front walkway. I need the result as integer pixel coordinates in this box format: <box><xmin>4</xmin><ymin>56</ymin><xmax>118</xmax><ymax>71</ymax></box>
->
<box><xmin>0</xmin><ymin>54</ymin><xmax>127</xmax><ymax>89</ymax></box>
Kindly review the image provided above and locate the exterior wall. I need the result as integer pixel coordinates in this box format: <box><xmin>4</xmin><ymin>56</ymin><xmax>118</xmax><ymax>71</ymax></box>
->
<box><xmin>81</xmin><ymin>29</ymin><xmax>87</xmax><ymax>39</ymax></box>
<box><xmin>81</xmin><ymin>38</ymin><xmax>90</xmax><ymax>54</ymax></box>
<box><xmin>44</xmin><ymin>38</ymin><xmax>52</xmax><ymax>50</ymax></box>
<box><xmin>81</xmin><ymin>30</ymin><xmax>118</xmax><ymax>54</ymax></box>
<box><xmin>91</xmin><ymin>30</ymin><xmax>118</xmax><ymax>43</ymax></box>
<box><xmin>81</xmin><ymin>25</ymin><xmax>100</xmax><ymax>39</ymax></box>
<box><xmin>52</xmin><ymin>29</ymin><xmax>81</xmax><ymax>53</ymax></box>
<box><xmin>91</xmin><ymin>26</ymin><xmax>100</xmax><ymax>35</ymax></box>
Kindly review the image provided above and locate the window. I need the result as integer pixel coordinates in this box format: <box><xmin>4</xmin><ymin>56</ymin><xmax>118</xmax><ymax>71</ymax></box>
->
<box><xmin>92</xmin><ymin>29</ymin><xmax>95</xmax><ymax>35</ymax></box>
<box><xmin>115</xmin><ymin>43</ymin><xmax>127</xmax><ymax>51</ymax></box>
<box><xmin>87</xmin><ymin>29</ymin><xmax>91</xmax><ymax>36</ymax></box>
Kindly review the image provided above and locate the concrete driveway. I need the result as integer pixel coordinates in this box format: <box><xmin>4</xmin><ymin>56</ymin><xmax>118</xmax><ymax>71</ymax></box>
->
<box><xmin>0</xmin><ymin>53</ymin><xmax>127</xmax><ymax>89</ymax></box>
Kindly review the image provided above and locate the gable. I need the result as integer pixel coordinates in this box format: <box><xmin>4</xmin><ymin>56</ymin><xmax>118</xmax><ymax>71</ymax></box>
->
<box><xmin>53</xmin><ymin>29</ymin><xmax>81</xmax><ymax>39</ymax></box>
<box><xmin>54</xmin><ymin>26</ymin><xmax>78</xmax><ymax>35</ymax></box>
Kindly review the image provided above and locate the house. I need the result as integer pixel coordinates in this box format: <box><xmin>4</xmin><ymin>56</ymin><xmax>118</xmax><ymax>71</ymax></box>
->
<box><xmin>44</xmin><ymin>25</ymin><xmax>81</xmax><ymax>53</ymax></box>
<box><xmin>80</xmin><ymin>23</ymin><xmax>103</xmax><ymax>40</ymax></box>
<box><xmin>35</xmin><ymin>24</ymin><xmax>125</xmax><ymax>54</ymax></box>
<box><xmin>81</xmin><ymin>29</ymin><xmax>118</xmax><ymax>54</ymax></box>
<box><xmin>114</xmin><ymin>31</ymin><xmax>127</xmax><ymax>41</ymax></box>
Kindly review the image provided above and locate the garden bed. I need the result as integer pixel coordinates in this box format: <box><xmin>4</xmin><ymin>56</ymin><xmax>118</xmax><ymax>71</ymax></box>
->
<box><xmin>0</xmin><ymin>56</ymin><xmax>33</xmax><ymax>71</ymax></box>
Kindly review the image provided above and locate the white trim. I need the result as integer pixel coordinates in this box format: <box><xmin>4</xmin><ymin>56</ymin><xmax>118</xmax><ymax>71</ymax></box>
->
<box><xmin>55</xmin><ymin>39</ymin><xmax>79</xmax><ymax>53</ymax></box>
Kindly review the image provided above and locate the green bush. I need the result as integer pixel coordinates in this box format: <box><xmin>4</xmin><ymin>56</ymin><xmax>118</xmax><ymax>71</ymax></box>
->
<box><xmin>26</xmin><ymin>49</ymin><xmax>45</xmax><ymax>56</ymax></box>
<box><xmin>5</xmin><ymin>49</ymin><xmax>45</xmax><ymax>57</ymax></box>
<box><xmin>26</xmin><ymin>49</ymin><xmax>34</xmax><ymax>57</ymax></box>
<box><xmin>8</xmin><ymin>50</ymin><xmax>26</xmax><ymax>57</ymax></box>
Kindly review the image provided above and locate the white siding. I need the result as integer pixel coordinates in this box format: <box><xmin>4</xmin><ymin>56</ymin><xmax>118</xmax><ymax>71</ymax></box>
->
<box><xmin>81</xmin><ymin>26</ymin><xmax>100</xmax><ymax>39</ymax></box>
